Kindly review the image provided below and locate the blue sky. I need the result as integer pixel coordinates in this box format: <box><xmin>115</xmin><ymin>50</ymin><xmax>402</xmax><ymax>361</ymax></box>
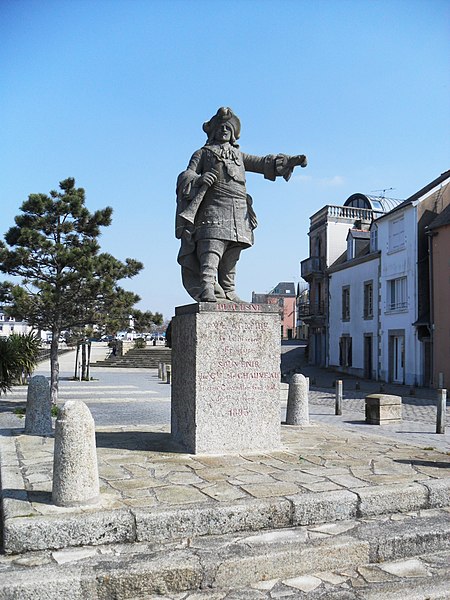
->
<box><xmin>1</xmin><ymin>0</ymin><xmax>449</xmax><ymax>320</ymax></box>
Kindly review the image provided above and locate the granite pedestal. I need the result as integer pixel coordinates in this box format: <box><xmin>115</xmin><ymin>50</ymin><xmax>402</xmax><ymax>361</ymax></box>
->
<box><xmin>171</xmin><ymin>302</ymin><xmax>281</xmax><ymax>454</ymax></box>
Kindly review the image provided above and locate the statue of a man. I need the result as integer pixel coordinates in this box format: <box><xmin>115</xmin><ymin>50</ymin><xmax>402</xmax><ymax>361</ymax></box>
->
<box><xmin>176</xmin><ymin>107</ymin><xmax>307</xmax><ymax>303</ymax></box>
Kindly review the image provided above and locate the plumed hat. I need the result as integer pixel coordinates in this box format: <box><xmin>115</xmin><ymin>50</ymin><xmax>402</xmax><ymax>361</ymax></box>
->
<box><xmin>203</xmin><ymin>107</ymin><xmax>241</xmax><ymax>143</ymax></box>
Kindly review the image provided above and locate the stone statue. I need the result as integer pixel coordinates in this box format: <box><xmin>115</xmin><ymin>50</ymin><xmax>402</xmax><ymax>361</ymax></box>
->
<box><xmin>176</xmin><ymin>107</ymin><xmax>307</xmax><ymax>303</ymax></box>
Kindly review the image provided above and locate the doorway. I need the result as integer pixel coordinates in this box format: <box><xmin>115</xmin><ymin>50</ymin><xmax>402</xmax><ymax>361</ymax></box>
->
<box><xmin>389</xmin><ymin>332</ymin><xmax>405</xmax><ymax>384</ymax></box>
<box><xmin>364</xmin><ymin>335</ymin><xmax>373</xmax><ymax>379</ymax></box>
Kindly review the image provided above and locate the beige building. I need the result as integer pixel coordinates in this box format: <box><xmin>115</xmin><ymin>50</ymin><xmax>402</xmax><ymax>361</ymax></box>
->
<box><xmin>427</xmin><ymin>200</ymin><xmax>450</xmax><ymax>388</ymax></box>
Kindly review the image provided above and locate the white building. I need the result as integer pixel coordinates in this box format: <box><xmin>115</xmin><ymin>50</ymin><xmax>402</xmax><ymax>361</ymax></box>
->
<box><xmin>301</xmin><ymin>193</ymin><xmax>401</xmax><ymax>367</ymax></box>
<box><xmin>373</xmin><ymin>170</ymin><xmax>450</xmax><ymax>386</ymax></box>
<box><xmin>327</xmin><ymin>171</ymin><xmax>450</xmax><ymax>386</ymax></box>
<box><xmin>328</xmin><ymin>229</ymin><xmax>380</xmax><ymax>378</ymax></box>
<box><xmin>0</xmin><ymin>308</ymin><xmax>31</xmax><ymax>337</ymax></box>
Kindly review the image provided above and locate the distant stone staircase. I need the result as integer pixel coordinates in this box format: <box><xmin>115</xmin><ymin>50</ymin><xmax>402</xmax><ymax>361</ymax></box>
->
<box><xmin>90</xmin><ymin>346</ymin><xmax>171</xmax><ymax>369</ymax></box>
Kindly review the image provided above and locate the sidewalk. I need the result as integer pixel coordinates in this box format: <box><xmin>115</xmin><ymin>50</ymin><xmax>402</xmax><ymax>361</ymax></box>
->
<box><xmin>281</xmin><ymin>342</ymin><xmax>450</xmax><ymax>452</ymax></box>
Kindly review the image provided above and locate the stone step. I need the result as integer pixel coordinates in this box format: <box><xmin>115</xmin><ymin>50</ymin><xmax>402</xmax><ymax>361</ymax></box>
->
<box><xmin>1</xmin><ymin>509</ymin><xmax>449</xmax><ymax>599</ymax></box>
<box><xmin>91</xmin><ymin>347</ymin><xmax>172</xmax><ymax>369</ymax></box>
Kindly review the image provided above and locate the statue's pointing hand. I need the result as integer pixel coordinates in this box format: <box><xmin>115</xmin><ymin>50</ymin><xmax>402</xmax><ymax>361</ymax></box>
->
<box><xmin>288</xmin><ymin>154</ymin><xmax>308</xmax><ymax>169</ymax></box>
<box><xmin>277</xmin><ymin>154</ymin><xmax>308</xmax><ymax>182</ymax></box>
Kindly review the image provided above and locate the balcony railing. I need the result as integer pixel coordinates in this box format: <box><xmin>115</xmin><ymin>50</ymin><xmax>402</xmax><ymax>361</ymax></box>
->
<box><xmin>310</xmin><ymin>205</ymin><xmax>374</xmax><ymax>229</ymax></box>
<box><xmin>300</xmin><ymin>256</ymin><xmax>325</xmax><ymax>279</ymax></box>
<box><xmin>297</xmin><ymin>301</ymin><xmax>325</xmax><ymax>318</ymax></box>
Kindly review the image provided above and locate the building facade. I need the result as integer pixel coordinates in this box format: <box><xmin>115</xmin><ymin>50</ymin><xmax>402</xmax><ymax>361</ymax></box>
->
<box><xmin>428</xmin><ymin>203</ymin><xmax>450</xmax><ymax>388</ymax></box>
<box><xmin>300</xmin><ymin>194</ymin><xmax>400</xmax><ymax>367</ymax></box>
<box><xmin>252</xmin><ymin>282</ymin><xmax>296</xmax><ymax>339</ymax></box>
<box><xmin>315</xmin><ymin>171</ymin><xmax>450</xmax><ymax>386</ymax></box>
<box><xmin>373</xmin><ymin>170</ymin><xmax>450</xmax><ymax>386</ymax></box>
<box><xmin>328</xmin><ymin>229</ymin><xmax>380</xmax><ymax>378</ymax></box>
<box><xmin>0</xmin><ymin>308</ymin><xmax>31</xmax><ymax>337</ymax></box>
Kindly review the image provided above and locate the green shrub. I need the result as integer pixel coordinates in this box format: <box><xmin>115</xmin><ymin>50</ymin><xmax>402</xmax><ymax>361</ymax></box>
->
<box><xmin>0</xmin><ymin>337</ymin><xmax>17</xmax><ymax>393</ymax></box>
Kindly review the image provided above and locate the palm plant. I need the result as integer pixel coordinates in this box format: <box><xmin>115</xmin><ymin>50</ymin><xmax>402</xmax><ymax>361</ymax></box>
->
<box><xmin>0</xmin><ymin>337</ymin><xmax>18</xmax><ymax>393</ymax></box>
<box><xmin>8</xmin><ymin>332</ymin><xmax>42</xmax><ymax>384</ymax></box>
<box><xmin>0</xmin><ymin>333</ymin><xmax>42</xmax><ymax>392</ymax></box>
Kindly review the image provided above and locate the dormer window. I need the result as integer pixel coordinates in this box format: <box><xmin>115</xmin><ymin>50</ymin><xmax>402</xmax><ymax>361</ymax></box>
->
<box><xmin>347</xmin><ymin>236</ymin><xmax>355</xmax><ymax>260</ymax></box>
<box><xmin>370</xmin><ymin>225</ymin><xmax>378</xmax><ymax>252</ymax></box>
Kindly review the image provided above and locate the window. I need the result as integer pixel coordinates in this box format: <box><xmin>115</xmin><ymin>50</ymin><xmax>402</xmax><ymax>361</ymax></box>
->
<box><xmin>339</xmin><ymin>336</ymin><xmax>352</xmax><ymax>367</ymax></box>
<box><xmin>370</xmin><ymin>225</ymin><xmax>378</xmax><ymax>252</ymax></box>
<box><xmin>342</xmin><ymin>286</ymin><xmax>350</xmax><ymax>321</ymax></box>
<box><xmin>387</xmin><ymin>277</ymin><xmax>407</xmax><ymax>311</ymax></box>
<box><xmin>347</xmin><ymin>236</ymin><xmax>354</xmax><ymax>260</ymax></box>
<box><xmin>364</xmin><ymin>281</ymin><xmax>373</xmax><ymax>319</ymax></box>
<box><xmin>389</xmin><ymin>216</ymin><xmax>405</xmax><ymax>252</ymax></box>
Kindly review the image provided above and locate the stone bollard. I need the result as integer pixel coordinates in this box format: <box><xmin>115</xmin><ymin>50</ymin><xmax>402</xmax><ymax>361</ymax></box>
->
<box><xmin>161</xmin><ymin>363</ymin><xmax>167</xmax><ymax>382</ymax></box>
<box><xmin>436</xmin><ymin>389</ymin><xmax>447</xmax><ymax>434</ymax></box>
<box><xmin>166</xmin><ymin>364</ymin><xmax>171</xmax><ymax>384</ymax></box>
<box><xmin>52</xmin><ymin>401</ymin><xmax>100</xmax><ymax>507</ymax></box>
<box><xmin>335</xmin><ymin>380</ymin><xmax>343</xmax><ymax>415</ymax></box>
<box><xmin>158</xmin><ymin>362</ymin><xmax>162</xmax><ymax>379</ymax></box>
<box><xmin>365</xmin><ymin>394</ymin><xmax>402</xmax><ymax>425</ymax></box>
<box><xmin>286</xmin><ymin>373</ymin><xmax>310</xmax><ymax>426</ymax></box>
<box><xmin>24</xmin><ymin>376</ymin><xmax>52</xmax><ymax>436</ymax></box>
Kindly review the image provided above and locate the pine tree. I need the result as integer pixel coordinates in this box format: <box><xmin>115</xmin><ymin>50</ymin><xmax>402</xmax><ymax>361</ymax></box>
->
<box><xmin>0</xmin><ymin>178</ymin><xmax>143</xmax><ymax>403</ymax></box>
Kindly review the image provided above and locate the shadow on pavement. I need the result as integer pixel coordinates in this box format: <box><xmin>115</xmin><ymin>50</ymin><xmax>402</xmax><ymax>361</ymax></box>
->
<box><xmin>395</xmin><ymin>459</ymin><xmax>450</xmax><ymax>469</ymax></box>
<box><xmin>95</xmin><ymin>430</ymin><xmax>186</xmax><ymax>454</ymax></box>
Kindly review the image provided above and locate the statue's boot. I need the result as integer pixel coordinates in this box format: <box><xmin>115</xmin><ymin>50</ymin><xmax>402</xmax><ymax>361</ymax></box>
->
<box><xmin>218</xmin><ymin>247</ymin><xmax>246</xmax><ymax>303</ymax></box>
<box><xmin>224</xmin><ymin>290</ymin><xmax>246</xmax><ymax>303</ymax></box>
<box><xmin>198</xmin><ymin>250</ymin><xmax>220</xmax><ymax>302</ymax></box>
<box><xmin>199</xmin><ymin>284</ymin><xmax>216</xmax><ymax>302</ymax></box>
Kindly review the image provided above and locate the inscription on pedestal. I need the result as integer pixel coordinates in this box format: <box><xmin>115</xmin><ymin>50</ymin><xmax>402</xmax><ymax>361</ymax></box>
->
<box><xmin>171</xmin><ymin>303</ymin><xmax>281</xmax><ymax>454</ymax></box>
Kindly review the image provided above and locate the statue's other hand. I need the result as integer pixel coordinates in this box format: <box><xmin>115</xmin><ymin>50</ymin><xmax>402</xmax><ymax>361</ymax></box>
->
<box><xmin>201</xmin><ymin>171</ymin><xmax>218</xmax><ymax>188</ymax></box>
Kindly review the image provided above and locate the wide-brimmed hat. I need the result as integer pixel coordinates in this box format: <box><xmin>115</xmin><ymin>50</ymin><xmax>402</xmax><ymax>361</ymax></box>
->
<box><xmin>203</xmin><ymin>107</ymin><xmax>241</xmax><ymax>142</ymax></box>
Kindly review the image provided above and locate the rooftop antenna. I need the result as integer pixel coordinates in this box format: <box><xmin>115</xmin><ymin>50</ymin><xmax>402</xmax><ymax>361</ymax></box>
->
<box><xmin>371</xmin><ymin>187</ymin><xmax>395</xmax><ymax>199</ymax></box>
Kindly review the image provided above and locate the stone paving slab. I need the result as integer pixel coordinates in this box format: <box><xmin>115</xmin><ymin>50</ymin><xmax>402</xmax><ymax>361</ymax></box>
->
<box><xmin>2</xmin><ymin>421</ymin><xmax>450</xmax><ymax>554</ymax></box>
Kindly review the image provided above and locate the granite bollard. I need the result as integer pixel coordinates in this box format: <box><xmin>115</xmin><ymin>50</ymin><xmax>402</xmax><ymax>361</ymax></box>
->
<box><xmin>52</xmin><ymin>400</ymin><xmax>100</xmax><ymax>507</ymax></box>
<box><xmin>24</xmin><ymin>375</ymin><xmax>52</xmax><ymax>436</ymax></box>
<box><xmin>286</xmin><ymin>373</ymin><xmax>310</xmax><ymax>426</ymax></box>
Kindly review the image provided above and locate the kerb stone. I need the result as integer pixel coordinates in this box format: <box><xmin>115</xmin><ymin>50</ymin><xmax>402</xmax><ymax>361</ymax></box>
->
<box><xmin>171</xmin><ymin>302</ymin><xmax>281</xmax><ymax>454</ymax></box>
<box><xmin>134</xmin><ymin>497</ymin><xmax>292</xmax><ymax>542</ymax></box>
<box><xmin>289</xmin><ymin>490</ymin><xmax>359</xmax><ymax>525</ymax></box>
<box><xmin>357</xmin><ymin>483</ymin><xmax>428</xmax><ymax>517</ymax></box>
<box><xmin>24</xmin><ymin>375</ymin><xmax>52</xmax><ymax>436</ymax></box>
<box><xmin>52</xmin><ymin>400</ymin><xmax>100</xmax><ymax>507</ymax></box>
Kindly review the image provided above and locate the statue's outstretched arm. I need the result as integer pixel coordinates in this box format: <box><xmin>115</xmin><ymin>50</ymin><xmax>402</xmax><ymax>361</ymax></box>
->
<box><xmin>243</xmin><ymin>153</ymin><xmax>307</xmax><ymax>181</ymax></box>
